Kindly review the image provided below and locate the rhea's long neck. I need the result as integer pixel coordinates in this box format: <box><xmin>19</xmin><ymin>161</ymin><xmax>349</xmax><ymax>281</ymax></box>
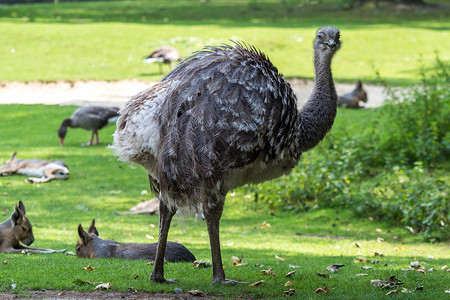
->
<box><xmin>297</xmin><ymin>52</ymin><xmax>338</xmax><ymax>153</ymax></box>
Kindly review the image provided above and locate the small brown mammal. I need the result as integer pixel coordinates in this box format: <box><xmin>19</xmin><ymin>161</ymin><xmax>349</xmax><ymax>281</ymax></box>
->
<box><xmin>0</xmin><ymin>152</ymin><xmax>70</xmax><ymax>183</ymax></box>
<box><xmin>0</xmin><ymin>201</ymin><xmax>66</xmax><ymax>254</ymax></box>
<box><xmin>76</xmin><ymin>220</ymin><xmax>196</xmax><ymax>262</ymax></box>
<box><xmin>338</xmin><ymin>80</ymin><xmax>368</xmax><ymax>108</ymax></box>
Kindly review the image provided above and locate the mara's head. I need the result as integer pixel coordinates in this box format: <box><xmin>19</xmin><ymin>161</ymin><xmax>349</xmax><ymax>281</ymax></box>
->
<box><xmin>314</xmin><ymin>26</ymin><xmax>341</xmax><ymax>55</ymax></box>
<box><xmin>76</xmin><ymin>219</ymin><xmax>99</xmax><ymax>258</ymax></box>
<box><xmin>356</xmin><ymin>80</ymin><xmax>368</xmax><ymax>103</ymax></box>
<box><xmin>11</xmin><ymin>201</ymin><xmax>34</xmax><ymax>246</ymax></box>
<box><xmin>0</xmin><ymin>152</ymin><xmax>18</xmax><ymax>176</ymax></box>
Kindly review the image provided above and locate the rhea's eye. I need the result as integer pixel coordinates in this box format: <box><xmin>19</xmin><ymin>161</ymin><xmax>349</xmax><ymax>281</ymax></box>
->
<box><xmin>21</xmin><ymin>226</ymin><xmax>27</xmax><ymax>231</ymax></box>
<box><xmin>337</xmin><ymin>33</ymin><xmax>341</xmax><ymax>40</ymax></box>
<box><xmin>76</xmin><ymin>247</ymin><xmax>80</xmax><ymax>252</ymax></box>
<box><xmin>317</xmin><ymin>33</ymin><xmax>324</xmax><ymax>39</ymax></box>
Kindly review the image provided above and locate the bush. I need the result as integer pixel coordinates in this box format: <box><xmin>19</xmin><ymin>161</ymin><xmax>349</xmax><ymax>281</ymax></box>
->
<box><xmin>246</xmin><ymin>57</ymin><xmax>449</xmax><ymax>241</ymax></box>
<box><xmin>377</xmin><ymin>56</ymin><xmax>450</xmax><ymax>167</ymax></box>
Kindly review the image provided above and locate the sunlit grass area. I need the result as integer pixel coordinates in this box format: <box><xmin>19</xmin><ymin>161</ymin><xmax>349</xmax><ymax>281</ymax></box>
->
<box><xmin>0</xmin><ymin>0</ymin><xmax>448</xmax><ymax>84</ymax></box>
<box><xmin>0</xmin><ymin>104</ymin><xmax>448</xmax><ymax>298</ymax></box>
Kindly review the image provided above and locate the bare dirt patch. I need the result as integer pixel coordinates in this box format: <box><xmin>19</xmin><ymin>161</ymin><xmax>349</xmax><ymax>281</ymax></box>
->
<box><xmin>0</xmin><ymin>79</ymin><xmax>386</xmax><ymax>108</ymax></box>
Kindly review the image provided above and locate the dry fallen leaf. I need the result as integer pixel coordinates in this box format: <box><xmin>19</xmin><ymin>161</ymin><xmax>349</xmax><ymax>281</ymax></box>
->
<box><xmin>375</xmin><ymin>228</ymin><xmax>382</xmax><ymax>233</ymax></box>
<box><xmin>355</xmin><ymin>256</ymin><xmax>367</xmax><ymax>263</ymax></box>
<box><xmin>283</xmin><ymin>288</ymin><xmax>295</xmax><ymax>297</ymax></box>
<box><xmin>416</xmin><ymin>269</ymin><xmax>426</xmax><ymax>274</ymax></box>
<box><xmin>145</xmin><ymin>234</ymin><xmax>154</xmax><ymax>240</ymax></box>
<box><xmin>249</xmin><ymin>280</ymin><xmax>265</xmax><ymax>287</ymax></box>
<box><xmin>285</xmin><ymin>270</ymin><xmax>296</xmax><ymax>278</ymax></box>
<box><xmin>410</xmin><ymin>261</ymin><xmax>421</xmax><ymax>268</ymax></box>
<box><xmin>372</xmin><ymin>250</ymin><xmax>384</xmax><ymax>257</ymax></box>
<box><xmin>83</xmin><ymin>265</ymin><xmax>95</xmax><ymax>271</ymax></box>
<box><xmin>317</xmin><ymin>273</ymin><xmax>330</xmax><ymax>278</ymax></box>
<box><xmin>445</xmin><ymin>289</ymin><xmax>450</xmax><ymax>294</ymax></box>
<box><xmin>65</xmin><ymin>251</ymin><xmax>76</xmax><ymax>256</ymax></box>
<box><xmin>376</xmin><ymin>237</ymin><xmax>384</xmax><ymax>243</ymax></box>
<box><xmin>58</xmin><ymin>292</ymin><xmax>64</xmax><ymax>296</ymax></box>
<box><xmin>232</xmin><ymin>256</ymin><xmax>247</xmax><ymax>267</ymax></box>
<box><xmin>275</xmin><ymin>255</ymin><xmax>286</xmax><ymax>261</ymax></box>
<box><xmin>386</xmin><ymin>290</ymin><xmax>399</xmax><ymax>295</ymax></box>
<box><xmin>357</xmin><ymin>273</ymin><xmax>369</xmax><ymax>276</ymax></box>
<box><xmin>259</xmin><ymin>221</ymin><xmax>271</xmax><ymax>229</ymax></box>
<box><xmin>193</xmin><ymin>260</ymin><xmax>212</xmax><ymax>268</ymax></box>
<box><xmin>394</xmin><ymin>246</ymin><xmax>404</xmax><ymax>251</ymax></box>
<box><xmin>187</xmin><ymin>290</ymin><xmax>206</xmax><ymax>297</ymax></box>
<box><xmin>147</xmin><ymin>261</ymin><xmax>155</xmax><ymax>265</ymax></box>
<box><xmin>260</xmin><ymin>268</ymin><xmax>276</xmax><ymax>276</ymax></box>
<box><xmin>401</xmin><ymin>288</ymin><xmax>412</xmax><ymax>293</ymax></box>
<box><xmin>326</xmin><ymin>264</ymin><xmax>344</xmax><ymax>273</ymax></box>
<box><xmin>149</xmin><ymin>223</ymin><xmax>156</xmax><ymax>228</ymax></box>
<box><xmin>361</xmin><ymin>266</ymin><xmax>373</xmax><ymax>270</ymax></box>
<box><xmin>284</xmin><ymin>281</ymin><xmax>293</xmax><ymax>287</ymax></box>
<box><xmin>441</xmin><ymin>265</ymin><xmax>448</xmax><ymax>270</ymax></box>
<box><xmin>133</xmin><ymin>274</ymin><xmax>139</xmax><ymax>279</ymax></box>
<box><xmin>2</xmin><ymin>260</ymin><xmax>7</xmax><ymax>265</ymax></box>
<box><xmin>95</xmin><ymin>282</ymin><xmax>111</xmax><ymax>290</ymax></box>
<box><xmin>371</xmin><ymin>276</ymin><xmax>404</xmax><ymax>289</ymax></box>
<box><xmin>314</xmin><ymin>286</ymin><xmax>329</xmax><ymax>294</ymax></box>
<box><xmin>355</xmin><ymin>242</ymin><xmax>361</xmax><ymax>248</ymax></box>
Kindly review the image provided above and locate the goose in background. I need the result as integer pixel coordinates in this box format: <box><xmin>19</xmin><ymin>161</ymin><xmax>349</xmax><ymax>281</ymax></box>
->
<box><xmin>143</xmin><ymin>46</ymin><xmax>181</xmax><ymax>74</ymax></box>
<box><xmin>58</xmin><ymin>106</ymin><xmax>119</xmax><ymax>146</ymax></box>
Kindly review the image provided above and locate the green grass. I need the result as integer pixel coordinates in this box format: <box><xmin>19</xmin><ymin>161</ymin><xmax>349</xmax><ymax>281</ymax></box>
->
<box><xmin>0</xmin><ymin>0</ymin><xmax>449</xmax><ymax>84</ymax></box>
<box><xmin>0</xmin><ymin>104</ymin><xmax>449</xmax><ymax>299</ymax></box>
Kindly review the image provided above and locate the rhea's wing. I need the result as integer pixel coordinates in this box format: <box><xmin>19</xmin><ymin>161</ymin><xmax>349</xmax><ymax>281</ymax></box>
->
<box><xmin>157</xmin><ymin>43</ymin><xmax>299</xmax><ymax>203</ymax></box>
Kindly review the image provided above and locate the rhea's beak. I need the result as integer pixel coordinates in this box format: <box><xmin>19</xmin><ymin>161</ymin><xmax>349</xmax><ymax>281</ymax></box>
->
<box><xmin>59</xmin><ymin>138</ymin><xmax>64</xmax><ymax>147</ymax></box>
<box><xmin>325</xmin><ymin>39</ymin><xmax>337</xmax><ymax>51</ymax></box>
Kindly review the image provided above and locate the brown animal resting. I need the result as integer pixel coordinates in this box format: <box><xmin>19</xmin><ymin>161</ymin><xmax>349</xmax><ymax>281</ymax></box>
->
<box><xmin>338</xmin><ymin>80</ymin><xmax>368</xmax><ymax>108</ymax></box>
<box><xmin>0</xmin><ymin>152</ymin><xmax>70</xmax><ymax>183</ymax></box>
<box><xmin>76</xmin><ymin>220</ymin><xmax>196</xmax><ymax>262</ymax></box>
<box><xmin>0</xmin><ymin>201</ymin><xmax>66</xmax><ymax>254</ymax></box>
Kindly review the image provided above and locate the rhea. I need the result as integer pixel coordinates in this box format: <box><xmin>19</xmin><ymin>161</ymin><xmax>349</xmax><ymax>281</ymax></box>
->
<box><xmin>112</xmin><ymin>26</ymin><xmax>342</xmax><ymax>284</ymax></box>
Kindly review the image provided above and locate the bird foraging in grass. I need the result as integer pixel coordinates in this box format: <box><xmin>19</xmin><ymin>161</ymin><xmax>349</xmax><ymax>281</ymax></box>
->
<box><xmin>58</xmin><ymin>105</ymin><xmax>119</xmax><ymax>147</ymax></box>
<box><xmin>112</xmin><ymin>26</ymin><xmax>342</xmax><ymax>284</ymax></box>
<box><xmin>143</xmin><ymin>46</ymin><xmax>181</xmax><ymax>74</ymax></box>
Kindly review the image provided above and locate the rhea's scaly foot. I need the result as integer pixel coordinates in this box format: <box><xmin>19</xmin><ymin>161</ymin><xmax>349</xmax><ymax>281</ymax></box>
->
<box><xmin>150</xmin><ymin>275</ymin><xmax>177</xmax><ymax>284</ymax></box>
<box><xmin>213</xmin><ymin>278</ymin><xmax>249</xmax><ymax>286</ymax></box>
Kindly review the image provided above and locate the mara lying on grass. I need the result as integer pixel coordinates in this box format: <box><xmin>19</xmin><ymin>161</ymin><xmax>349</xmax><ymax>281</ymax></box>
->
<box><xmin>0</xmin><ymin>152</ymin><xmax>70</xmax><ymax>183</ymax></box>
<box><xmin>338</xmin><ymin>80</ymin><xmax>368</xmax><ymax>108</ymax></box>
<box><xmin>77</xmin><ymin>219</ymin><xmax>196</xmax><ymax>262</ymax></box>
<box><xmin>0</xmin><ymin>201</ymin><xmax>66</xmax><ymax>254</ymax></box>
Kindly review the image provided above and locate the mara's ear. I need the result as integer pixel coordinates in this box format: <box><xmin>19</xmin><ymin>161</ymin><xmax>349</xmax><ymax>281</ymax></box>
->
<box><xmin>88</xmin><ymin>219</ymin><xmax>99</xmax><ymax>237</ymax></box>
<box><xmin>11</xmin><ymin>205</ymin><xmax>24</xmax><ymax>225</ymax></box>
<box><xmin>18</xmin><ymin>201</ymin><xmax>26</xmax><ymax>215</ymax></box>
<box><xmin>356</xmin><ymin>80</ymin><xmax>363</xmax><ymax>89</ymax></box>
<box><xmin>10</xmin><ymin>152</ymin><xmax>17</xmax><ymax>161</ymax></box>
<box><xmin>78</xmin><ymin>224</ymin><xmax>92</xmax><ymax>245</ymax></box>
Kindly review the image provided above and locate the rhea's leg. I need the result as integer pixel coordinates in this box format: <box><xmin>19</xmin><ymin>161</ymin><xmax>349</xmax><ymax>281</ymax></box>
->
<box><xmin>94</xmin><ymin>131</ymin><xmax>100</xmax><ymax>145</ymax></box>
<box><xmin>150</xmin><ymin>197</ymin><xmax>176</xmax><ymax>283</ymax></box>
<box><xmin>203</xmin><ymin>197</ymin><xmax>247</xmax><ymax>285</ymax></box>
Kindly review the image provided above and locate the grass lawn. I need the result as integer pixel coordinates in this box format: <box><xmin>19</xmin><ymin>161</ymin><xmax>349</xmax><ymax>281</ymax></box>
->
<box><xmin>0</xmin><ymin>104</ymin><xmax>449</xmax><ymax>299</ymax></box>
<box><xmin>0</xmin><ymin>0</ymin><xmax>449</xmax><ymax>85</ymax></box>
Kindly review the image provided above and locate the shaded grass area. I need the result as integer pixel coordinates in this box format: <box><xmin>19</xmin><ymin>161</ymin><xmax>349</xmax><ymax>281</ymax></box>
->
<box><xmin>0</xmin><ymin>104</ymin><xmax>449</xmax><ymax>298</ymax></box>
<box><xmin>0</xmin><ymin>0</ymin><xmax>448</xmax><ymax>84</ymax></box>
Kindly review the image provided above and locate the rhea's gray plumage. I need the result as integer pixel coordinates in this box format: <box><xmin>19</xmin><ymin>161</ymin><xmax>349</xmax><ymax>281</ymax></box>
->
<box><xmin>112</xmin><ymin>26</ymin><xmax>342</xmax><ymax>284</ymax></box>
